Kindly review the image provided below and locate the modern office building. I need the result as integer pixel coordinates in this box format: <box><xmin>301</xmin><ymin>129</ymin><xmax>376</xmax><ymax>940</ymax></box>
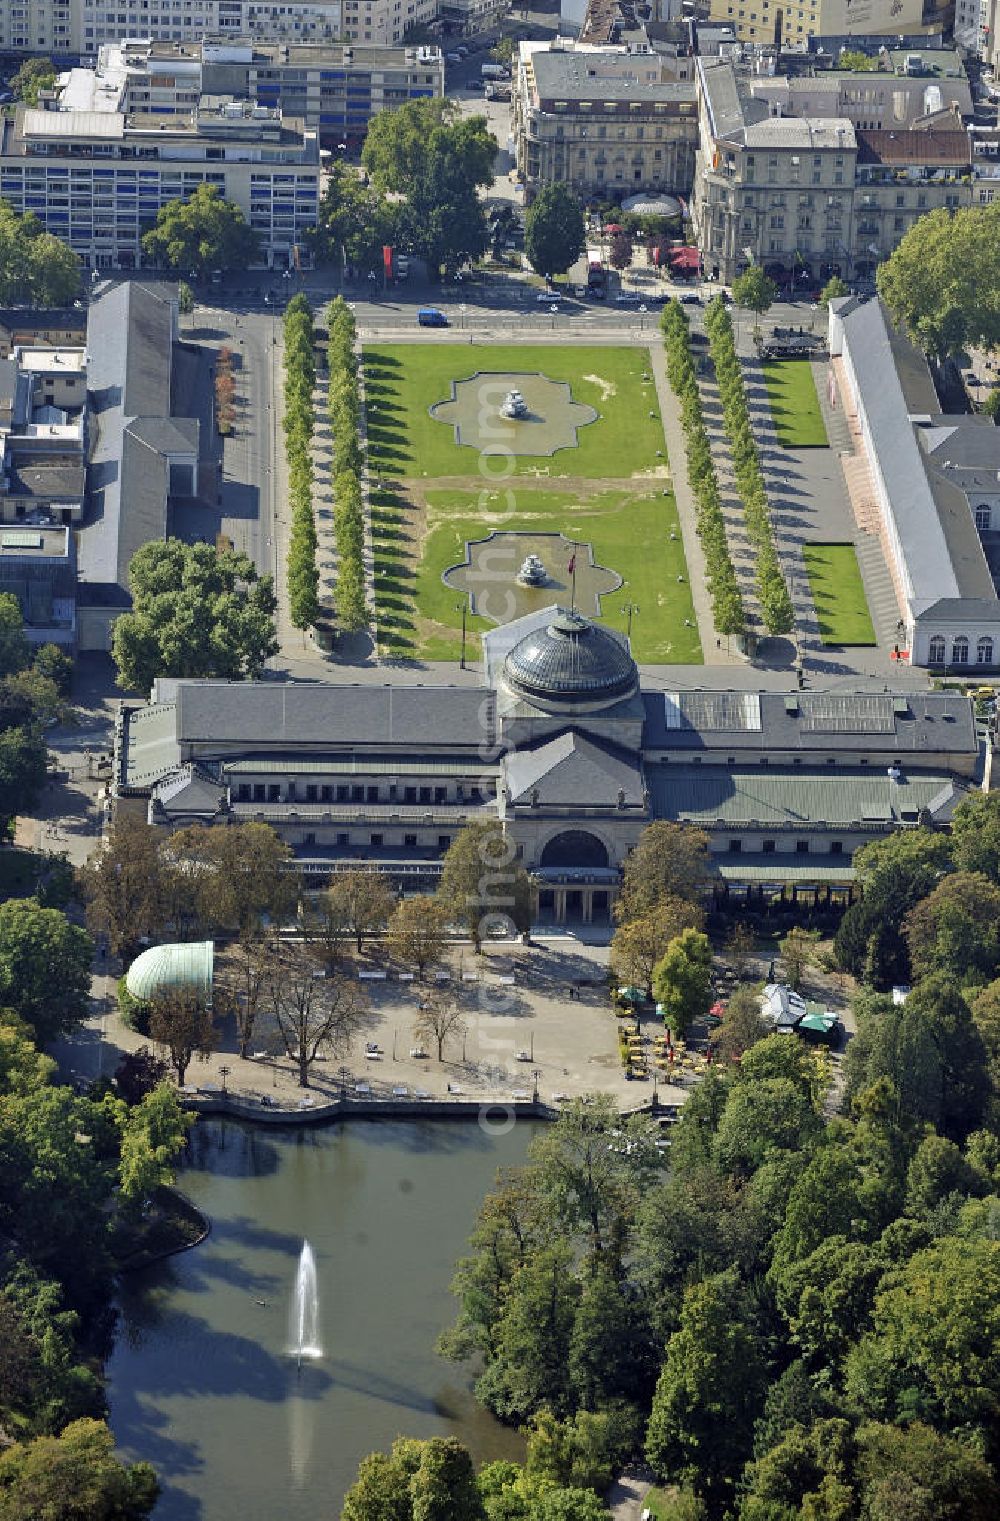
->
<box><xmin>114</xmin><ymin>606</ymin><xmax>982</xmax><ymax>919</ymax></box>
<box><xmin>98</xmin><ymin>37</ymin><xmax>443</xmax><ymax>149</ymax></box>
<box><xmin>831</xmin><ymin>296</ymin><xmax>1000</xmax><ymax>672</ymax></box>
<box><xmin>514</xmin><ymin>38</ymin><xmax>699</xmax><ymax>201</ymax></box>
<box><xmin>0</xmin><ymin>62</ymin><xmax>320</xmax><ymax>271</ymax></box>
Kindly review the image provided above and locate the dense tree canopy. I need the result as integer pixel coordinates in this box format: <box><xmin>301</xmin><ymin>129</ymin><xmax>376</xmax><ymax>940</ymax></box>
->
<box><xmin>111</xmin><ymin>539</ymin><xmax>278</xmax><ymax>691</ymax></box>
<box><xmin>876</xmin><ymin>202</ymin><xmax>1000</xmax><ymax>361</ymax></box>
<box><xmin>360</xmin><ymin>99</ymin><xmax>496</xmax><ymax>278</ymax></box>
<box><xmin>439</xmin><ymin>823</ymin><xmax>533</xmax><ymax>950</ymax></box>
<box><xmin>0</xmin><ymin>897</ymin><xmax>93</xmax><ymax>1045</ymax></box>
<box><xmin>525</xmin><ymin>185</ymin><xmax>586</xmax><ymax>279</ymax></box>
<box><xmin>0</xmin><ymin>201</ymin><xmax>79</xmax><ymax>312</ymax></box>
<box><xmin>141</xmin><ymin>184</ymin><xmax>260</xmax><ymax>277</ymax></box>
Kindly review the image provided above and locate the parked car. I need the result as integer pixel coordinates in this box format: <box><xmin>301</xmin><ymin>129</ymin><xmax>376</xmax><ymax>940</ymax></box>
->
<box><xmin>680</xmin><ymin>293</ymin><xmax>702</xmax><ymax>305</ymax></box>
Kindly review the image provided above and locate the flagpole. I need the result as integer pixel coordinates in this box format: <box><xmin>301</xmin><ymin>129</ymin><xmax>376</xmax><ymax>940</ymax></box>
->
<box><xmin>570</xmin><ymin>545</ymin><xmax>577</xmax><ymax>613</ymax></box>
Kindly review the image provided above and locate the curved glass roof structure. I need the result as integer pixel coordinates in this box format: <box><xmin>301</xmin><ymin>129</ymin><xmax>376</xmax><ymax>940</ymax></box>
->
<box><xmin>125</xmin><ymin>940</ymin><xmax>214</xmax><ymax>1005</ymax></box>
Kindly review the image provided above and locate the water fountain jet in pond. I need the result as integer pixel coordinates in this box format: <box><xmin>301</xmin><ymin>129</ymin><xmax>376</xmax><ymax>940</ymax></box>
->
<box><xmin>290</xmin><ymin>1240</ymin><xmax>321</xmax><ymax>1366</ymax></box>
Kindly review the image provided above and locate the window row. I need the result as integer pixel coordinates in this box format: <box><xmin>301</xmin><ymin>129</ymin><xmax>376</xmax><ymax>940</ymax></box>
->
<box><xmin>234</xmin><ymin>781</ymin><xmax>486</xmax><ymax>803</ymax></box>
<box><xmin>926</xmin><ymin>635</ymin><xmax>995</xmax><ymax>666</ymax></box>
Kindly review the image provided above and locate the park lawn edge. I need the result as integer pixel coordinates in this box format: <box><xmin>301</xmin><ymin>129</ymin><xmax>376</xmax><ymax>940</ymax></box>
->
<box><xmin>803</xmin><ymin>541</ymin><xmax>877</xmax><ymax>646</ymax></box>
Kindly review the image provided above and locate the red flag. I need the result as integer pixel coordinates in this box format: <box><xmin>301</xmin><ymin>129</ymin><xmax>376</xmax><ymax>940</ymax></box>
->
<box><xmin>567</xmin><ymin>553</ymin><xmax>576</xmax><ymax>574</ymax></box>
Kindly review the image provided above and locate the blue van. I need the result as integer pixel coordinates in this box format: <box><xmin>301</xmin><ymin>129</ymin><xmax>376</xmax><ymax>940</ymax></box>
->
<box><xmin>418</xmin><ymin>307</ymin><xmax>449</xmax><ymax>327</ymax></box>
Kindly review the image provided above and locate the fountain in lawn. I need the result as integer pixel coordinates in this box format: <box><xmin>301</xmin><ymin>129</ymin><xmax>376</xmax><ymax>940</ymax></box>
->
<box><xmin>290</xmin><ymin>1240</ymin><xmax>322</xmax><ymax>1366</ymax></box>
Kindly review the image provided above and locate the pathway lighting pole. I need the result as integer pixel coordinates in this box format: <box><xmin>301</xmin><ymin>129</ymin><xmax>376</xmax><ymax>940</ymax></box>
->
<box><xmin>456</xmin><ymin>602</ymin><xmax>468</xmax><ymax>668</ymax></box>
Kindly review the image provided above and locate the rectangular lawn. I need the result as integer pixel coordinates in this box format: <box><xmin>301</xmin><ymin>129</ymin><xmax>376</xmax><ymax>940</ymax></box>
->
<box><xmin>406</xmin><ymin>488</ymin><xmax>702</xmax><ymax>664</ymax></box>
<box><xmin>364</xmin><ymin>344</ymin><xmax>667</xmax><ymax>479</ymax></box>
<box><xmin>364</xmin><ymin>342</ymin><xmax>702</xmax><ymax>664</ymax></box>
<box><xmin>762</xmin><ymin>360</ymin><xmax>828</xmax><ymax>448</ymax></box>
<box><xmin>803</xmin><ymin>542</ymin><xmax>877</xmax><ymax>646</ymax></box>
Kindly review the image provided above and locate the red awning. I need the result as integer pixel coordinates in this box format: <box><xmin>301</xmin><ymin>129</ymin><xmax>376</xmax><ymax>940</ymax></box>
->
<box><xmin>668</xmin><ymin>246</ymin><xmax>701</xmax><ymax>273</ymax></box>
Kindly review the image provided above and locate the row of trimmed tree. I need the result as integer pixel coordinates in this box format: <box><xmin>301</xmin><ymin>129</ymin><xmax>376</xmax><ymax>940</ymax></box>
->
<box><xmin>327</xmin><ymin>296</ymin><xmax>368</xmax><ymax>631</ymax></box>
<box><xmin>704</xmin><ymin>296</ymin><xmax>795</xmax><ymax>635</ymax></box>
<box><xmin>660</xmin><ymin>300</ymin><xmax>745</xmax><ymax>639</ymax></box>
<box><xmin>283</xmin><ymin>293</ymin><xmax>320</xmax><ymax>630</ymax></box>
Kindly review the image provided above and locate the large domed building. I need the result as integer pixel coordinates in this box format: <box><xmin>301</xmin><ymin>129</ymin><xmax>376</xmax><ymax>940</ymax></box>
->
<box><xmin>113</xmin><ymin>605</ymin><xmax>977</xmax><ymax>925</ymax></box>
<box><xmin>500</xmin><ymin>610</ymin><xmax>639</xmax><ymax>712</ymax></box>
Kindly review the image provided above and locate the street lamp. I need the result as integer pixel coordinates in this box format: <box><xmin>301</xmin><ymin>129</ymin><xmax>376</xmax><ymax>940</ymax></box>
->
<box><xmin>455</xmin><ymin>601</ymin><xmax>468</xmax><ymax>669</ymax></box>
<box><xmin>338</xmin><ymin>1064</ymin><xmax>351</xmax><ymax>1096</ymax></box>
<box><xmin>531</xmin><ymin>1067</ymin><xmax>541</xmax><ymax>1102</ymax></box>
<box><xmin>624</xmin><ymin>602</ymin><xmax>639</xmax><ymax>642</ymax></box>
<box><xmin>219</xmin><ymin>1064</ymin><xmax>231</xmax><ymax>1096</ymax></box>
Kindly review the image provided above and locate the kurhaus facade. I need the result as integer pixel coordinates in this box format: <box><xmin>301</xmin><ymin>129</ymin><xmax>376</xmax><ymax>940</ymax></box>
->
<box><xmin>115</xmin><ymin>608</ymin><xmax>982</xmax><ymax>923</ymax></box>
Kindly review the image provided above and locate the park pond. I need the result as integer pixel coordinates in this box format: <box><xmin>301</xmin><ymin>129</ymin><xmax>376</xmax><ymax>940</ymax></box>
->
<box><xmin>108</xmin><ymin>1115</ymin><xmax>540</xmax><ymax>1521</ymax></box>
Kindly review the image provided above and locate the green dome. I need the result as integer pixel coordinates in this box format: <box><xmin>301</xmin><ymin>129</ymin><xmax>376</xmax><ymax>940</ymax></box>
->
<box><xmin>126</xmin><ymin>941</ymin><xmax>214</xmax><ymax>1004</ymax></box>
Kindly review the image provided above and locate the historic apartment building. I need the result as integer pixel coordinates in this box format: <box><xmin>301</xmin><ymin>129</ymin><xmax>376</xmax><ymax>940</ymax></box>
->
<box><xmin>0</xmin><ymin>0</ymin><xmax>437</xmax><ymax>53</ymax></box>
<box><xmin>0</xmin><ymin>61</ymin><xmax>319</xmax><ymax>271</ymax></box>
<box><xmin>514</xmin><ymin>38</ymin><xmax>699</xmax><ymax>201</ymax></box>
<box><xmin>115</xmin><ymin>607</ymin><xmax>981</xmax><ymax>922</ymax></box>
<box><xmin>97</xmin><ymin>37</ymin><xmax>443</xmax><ymax>149</ymax></box>
<box><xmin>705</xmin><ymin>0</ymin><xmax>926</xmax><ymax>48</ymax></box>
<box><xmin>692</xmin><ymin>57</ymin><xmax>972</xmax><ymax>283</ymax></box>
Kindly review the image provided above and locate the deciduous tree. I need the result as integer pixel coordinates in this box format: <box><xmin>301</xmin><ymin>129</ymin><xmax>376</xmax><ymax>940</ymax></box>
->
<box><xmin>141</xmin><ymin>183</ymin><xmax>260</xmax><ymax>277</ymax></box>
<box><xmin>652</xmin><ymin>928</ymin><xmax>713</xmax><ymax>1037</ymax></box>
<box><xmin>439</xmin><ymin>823</ymin><xmax>533</xmax><ymax>951</ymax></box>
<box><xmin>326</xmin><ymin>869</ymin><xmax>399</xmax><ymax>954</ymax></box>
<box><xmin>616</xmin><ymin>821</ymin><xmax>709</xmax><ymax>922</ymax></box>
<box><xmin>263</xmin><ymin>944</ymin><xmax>370</xmax><ymax>1087</ymax></box>
<box><xmin>415</xmin><ymin>992</ymin><xmax>467</xmax><ymax>1062</ymax></box>
<box><xmin>876</xmin><ymin>202</ymin><xmax>1000</xmax><ymax>362</ymax></box>
<box><xmin>732</xmin><ymin>265</ymin><xmax>778</xmax><ymax>321</ymax></box>
<box><xmin>610</xmin><ymin>896</ymin><xmax>705</xmax><ymax>999</ymax></box>
<box><xmin>0</xmin><ymin>897</ymin><xmax>93</xmax><ymax>1044</ymax></box>
<box><xmin>148</xmin><ymin>987</ymin><xmax>216</xmax><ymax>1088</ymax></box>
<box><xmin>79</xmin><ymin>814</ymin><xmax>173</xmax><ymax>963</ymax></box>
<box><xmin>117</xmin><ymin>1083</ymin><xmax>192</xmax><ymax>1216</ymax></box>
<box><xmin>0</xmin><ymin>1417</ymin><xmax>158</xmax><ymax>1520</ymax></box>
<box><xmin>646</xmin><ymin>1269</ymin><xmax>766</xmax><ymax>1505</ymax></box>
<box><xmin>778</xmin><ymin>925</ymin><xmax>819</xmax><ymax>990</ymax></box>
<box><xmin>112</xmin><ymin>539</ymin><xmax>278</xmax><ymax>692</ymax></box>
<box><xmin>524</xmin><ymin>185</ymin><xmax>585</xmax><ymax>278</ymax></box>
<box><xmin>388</xmin><ymin>896</ymin><xmax>450</xmax><ymax>980</ymax></box>
<box><xmin>710</xmin><ymin>984</ymin><xmax>768</xmax><ymax>1064</ymax></box>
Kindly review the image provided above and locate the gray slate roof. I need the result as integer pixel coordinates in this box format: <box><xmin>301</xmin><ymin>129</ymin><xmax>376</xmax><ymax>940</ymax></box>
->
<box><xmin>174</xmin><ymin>681</ymin><xmax>497</xmax><ymax>752</ymax></box>
<box><xmin>641</xmin><ymin>689</ymin><xmax>977</xmax><ymax>755</ymax></box>
<box><xmin>78</xmin><ymin>283</ymin><xmax>197</xmax><ymax>604</ymax></box>
<box><xmin>836</xmin><ymin>298</ymin><xmax>998</xmax><ymax>612</ymax></box>
<box><xmin>649</xmin><ymin>765</ymin><xmax>962</xmax><ymax>826</ymax></box>
<box><xmin>505</xmin><ymin>732</ymin><xmax>644</xmax><ymax>808</ymax></box>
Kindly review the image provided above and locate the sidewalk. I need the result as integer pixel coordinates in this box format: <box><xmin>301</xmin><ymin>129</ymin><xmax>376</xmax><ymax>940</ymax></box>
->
<box><xmin>648</xmin><ymin>340</ymin><xmax>744</xmax><ymax>668</ymax></box>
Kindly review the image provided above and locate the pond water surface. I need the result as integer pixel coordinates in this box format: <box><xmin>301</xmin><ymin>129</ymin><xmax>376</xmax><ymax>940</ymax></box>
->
<box><xmin>109</xmin><ymin>1116</ymin><xmax>539</xmax><ymax>1521</ymax></box>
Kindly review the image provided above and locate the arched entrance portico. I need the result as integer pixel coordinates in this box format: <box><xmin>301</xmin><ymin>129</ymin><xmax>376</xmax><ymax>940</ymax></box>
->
<box><xmin>540</xmin><ymin>830</ymin><xmax>609</xmax><ymax>869</ymax></box>
<box><xmin>535</xmin><ymin>830</ymin><xmax>618</xmax><ymax>924</ymax></box>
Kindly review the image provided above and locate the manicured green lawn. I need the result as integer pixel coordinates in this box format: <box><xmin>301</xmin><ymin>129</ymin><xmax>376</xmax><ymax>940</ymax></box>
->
<box><xmin>364</xmin><ymin>342</ymin><xmax>701</xmax><ymax>664</ymax></box>
<box><xmin>803</xmin><ymin>542</ymin><xmax>877</xmax><ymax>646</ymax></box>
<box><xmin>762</xmin><ymin>360</ymin><xmax>828</xmax><ymax>448</ymax></box>
<box><xmin>364</xmin><ymin>345</ymin><xmax>666</xmax><ymax>479</ymax></box>
<box><xmin>393</xmin><ymin>488</ymin><xmax>702</xmax><ymax>664</ymax></box>
<box><xmin>643</xmin><ymin>1487</ymin><xmax>680</xmax><ymax>1520</ymax></box>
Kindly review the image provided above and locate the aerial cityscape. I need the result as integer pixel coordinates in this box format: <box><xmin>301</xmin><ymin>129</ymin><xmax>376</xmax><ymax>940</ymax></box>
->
<box><xmin>0</xmin><ymin>0</ymin><xmax>999</xmax><ymax>1517</ymax></box>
